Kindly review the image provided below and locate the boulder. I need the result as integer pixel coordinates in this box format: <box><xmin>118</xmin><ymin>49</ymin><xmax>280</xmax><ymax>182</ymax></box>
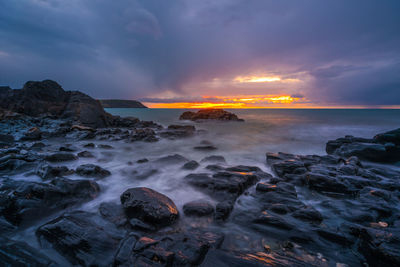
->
<box><xmin>179</xmin><ymin>109</ymin><xmax>244</xmax><ymax>121</ymax></box>
<box><xmin>182</xmin><ymin>160</ymin><xmax>200</xmax><ymax>170</ymax></box>
<box><xmin>120</xmin><ymin>187</ymin><xmax>179</xmax><ymax>227</ymax></box>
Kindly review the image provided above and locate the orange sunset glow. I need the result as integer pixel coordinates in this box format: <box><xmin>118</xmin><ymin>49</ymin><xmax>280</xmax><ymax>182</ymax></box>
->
<box><xmin>144</xmin><ymin>94</ymin><xmax>305</xmax><ymax>108</ymax></box>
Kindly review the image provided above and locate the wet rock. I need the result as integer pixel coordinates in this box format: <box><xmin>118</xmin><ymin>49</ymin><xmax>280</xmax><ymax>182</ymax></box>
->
<box><xmin>0</xmin><ymin>134</ymin><xmax>14</xmax><ymax>148</ymax></box>
<box><xmin>374</xmin><ymin>128</ymin><xmax>400</xmax><ymax>145</ymax></box>
<box><xmin>126</xmin><ymin>166</ymin><xmax>158</xmax><ymax>180</ymax></box>
<box><xmin>291</xmin><ymin>206</ymin><xmax>323</xmax><ymax>223</ymax></box>
<box><xmin>179</xmin><ymin>109</ymin><xmax>244</xmax><ymax>121</ymax></box>
<box><xmin>0</xmin><ymin>178</ymin><xmax>100</xmax><ymax>226</ymax></box>
<box><xmin>256</xmin><ymin>182</ymin><xmax>278</xmax><ymax>192</ymax></box>
<box><xmin>137</xmin><ymin>158</ymin><xmax>149</xmax><ymax>163</ymax></box>
<box><xmin>182</xmin><ymin>160</ymin><xmax>199</xmax><ymax>170</ymax></box>
<box><xmin>129</xmin><ymin>128</ymin><xmax>158</xmax><ymax>142</ymax></box>
<box><xmin>59</xmin><ymin>145</ymin><xmax>77</xmax><ymax>152</ymax></box>
<box><xmin>113</xmin><ymin>229</ymin><xmax>224</xmax><ymax>266</ymax></box>
<box><xmin>45</xmin><ymin>152</ymin><xmax>77</xmax><ymax>162</ymax></box>
<box><xmin>83</xmin><ymin>142</ymin><xmax>95</xmax><ymax>148</ymax></box>
<box><xmin>201</xmin><ymin>155</ymin><xmax>226</xmax><ymax>163</ymax></box>
<box><xmin>36</xmin><ymin>164</ymin><xmax>73</xmax><ymax>180</ymax></box>
<box><xmin>30</xmin><ymin>142</ymin><xmax>46</xmax><ymax>150</ymax></box>
<box><xmin>120</xmin><ymin>187</ymin><xmax>179</xmax><ymax>227</ymax></box>
<box><xmin>185</xmin><ymin>171</ymin><xmax>260</xmax><ymax>202</ymax></box>
<box><xmin>71</xmin><ymin>124</ymin><xmax>96</xmax><ymax>132</ymax></box>
<box><xmin>160</xmin><ymin>125</ymin><xmax>196</xmax><ymax>139</ymax></box>
<box><xmin>326</xmin><ymin>132</ymin><xmax>400</xmax><ymax>163</ymax></box>
<box><xmin>36</xmin><ymin>211</ymin><xmax>125</xmax><ymax>266</ymax></box>
<box><xmin>21</xmin><ymin>127</ymin><xmax>41</xmax><ymax>141</ymax></box>
<box><xmin>99</xmin><ymin>202</ymin><xmax>128</xmax><ymax>227</ymax></box>
<box><xmin>271</xmin><ymin>159</ymin><xmax>306</xmax><ymax>177</ymax></box>
<box><xmin>76</xmin><ymin>164</ymin><xmax>111</xmax><ymax>178</ymax></box>
<box><xmin>128</xmin><ymin>218</ymin><xmax>156</xmax><ymax>232</ymax></box>
<box><xmin>77</xmin><ymin>150</ymin><xmax>94</xmax><ymax>158</ymax></box>
<box><xmin>0</xmin><ymin>237</ymin><xmax>55</xmax><ymax>266</ymax></box>
<box><xmin>305</xmin><ymin>172</ymin><xmax>357</xmax><ymax>195</ymax></box>
<box><xmin>253</xmin><ymin>212</ymin><xmax>294</xmax><ymax>230</ymax></box>
<box><xmin>183</xmin><ymin>201</ymin><xmax>215</xmax><ymax>217</ymax></box>
<box><xmin>215</xmin><ymin>201</ymin><xmax>234</xmax><ymax>221</ymax></box>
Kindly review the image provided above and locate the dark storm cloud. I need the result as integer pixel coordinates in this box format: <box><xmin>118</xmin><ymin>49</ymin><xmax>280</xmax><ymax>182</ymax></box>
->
<box><xmin>0</xmin><ymin>0</ymin><xmax>399</xmax><ymax>104</ymax></box>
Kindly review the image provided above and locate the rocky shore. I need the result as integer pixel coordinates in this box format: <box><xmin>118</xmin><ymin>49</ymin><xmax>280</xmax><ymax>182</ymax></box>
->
<box><xmin>0</xmin><ymin>80</ymin><xmax>399</xmax><ymax>266</ymax></box>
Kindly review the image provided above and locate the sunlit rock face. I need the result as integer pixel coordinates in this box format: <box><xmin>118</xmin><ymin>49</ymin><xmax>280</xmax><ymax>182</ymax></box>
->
<box><xmin>120</xmin><ymin>187</ymin><xmax>179</xmax><ymax>227</ymax></box>
<box><xmin>179</xmin><ymin>109</ymin><xmax>244</xmax><ymax>121</ymax></box>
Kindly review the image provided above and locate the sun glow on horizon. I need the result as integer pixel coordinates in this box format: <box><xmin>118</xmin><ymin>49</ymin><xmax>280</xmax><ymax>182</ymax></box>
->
<box><xmin>144</xmin><ymin>94</ymin><xmax>305</xmax><ymax>108</ymax></box>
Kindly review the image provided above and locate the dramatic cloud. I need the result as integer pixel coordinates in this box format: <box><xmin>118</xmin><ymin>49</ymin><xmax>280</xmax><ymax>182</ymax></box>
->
<box><xmin>0</xmin><ymin>0</ymin><xmax>399</xmax><ymax>105</ymax></box>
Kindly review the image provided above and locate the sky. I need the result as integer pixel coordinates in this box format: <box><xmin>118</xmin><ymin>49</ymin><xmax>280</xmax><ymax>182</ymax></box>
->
<box><xmin>0</xmin><ymin>0</ymin><xmax>400</xmax><ymax>108</ymax></box>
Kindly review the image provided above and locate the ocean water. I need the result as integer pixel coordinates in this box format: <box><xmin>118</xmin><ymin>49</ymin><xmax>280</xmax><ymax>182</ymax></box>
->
<box><xmin>13</xmin><ymin>109</ymin><xmax>400</xmax><ymax>265</ymax></box>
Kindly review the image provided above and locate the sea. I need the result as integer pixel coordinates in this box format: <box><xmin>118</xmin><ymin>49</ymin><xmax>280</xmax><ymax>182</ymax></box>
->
<box><xmin>14</xmin><ymin>109</ymin><xmax>400</xmax><ymax>265</ymax></box>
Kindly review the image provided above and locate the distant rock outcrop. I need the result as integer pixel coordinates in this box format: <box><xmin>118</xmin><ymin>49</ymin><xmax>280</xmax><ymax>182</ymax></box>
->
<box><xmin>100</xmin><ymin>99</ymin><xmax>147</xmax><ymax>108</ymax></box>
<box><xmin>179</xmin><ymin>109</ymin><xmax>244</xmax><ymax>121</ymax></box>
<box><xmin>0</xmin><ymin>80</ymin><xmax>111</xmax><ymax>128</ymax></box>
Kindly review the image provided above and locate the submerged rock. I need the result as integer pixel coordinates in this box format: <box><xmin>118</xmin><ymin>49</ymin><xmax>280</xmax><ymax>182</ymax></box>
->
<box><xmin>120</xmin><ymin>187</ymin><xmax>179</xmax><ymax>227</ymax></box>
<box><xmin>160</xmin><ymin>124</ymin><xmax>196</xmax><ymax>139</ymax></box>
<box><xmin>179</xmin><ymin>109</ymin><xmax>244</xmax><ymax>122</ymax></box>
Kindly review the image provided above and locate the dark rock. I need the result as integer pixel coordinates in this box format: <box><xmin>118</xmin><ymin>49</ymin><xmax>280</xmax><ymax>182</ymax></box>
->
<box><xmin>76</xmin><ymin>164</ymin><xmax>111</xmax><ymax>178</ymax></box>
<box><xmin>179</xmin><ymin>109</ymin><xmax>244</xmax><ymax>121</ymax></box>
<box><xmin>129</xmin><ymin>128</ymin><xmax>158</xmax><ymax>142</ymax></box>
<box><xmin>0</xmin><ymin>178</ymin><xmax>99</xmax><ymax>226</ymax></box>
<box><xmin>194</xmin><ymin>145</ymin><xmax>217</xmax><ymax>151</ymax></box>
<box><xmin>160</xmin><ymin>125</ymin><xmax>196</xmax><ymax>139</ymax></box>
<box><xmin>183</xmin><ymin>201</ymin><xmax>214</xmax><ymax>217</ymax></box>
<box><xmin>185</xmin><ymin>171</ymin><xmax>260</xmax><ymax>202</ymax></box>
<box><xmin>36</xmin><ymin>164</ymin><xmax>73</xmax><ymax>180</ymax></box>
<box><xmin>182</xmin><ymin>160</ymin><xmax>200</xmax><ymax>170</ymax></box>
<box><xmin>0</xmin><ymin>237</ymin><xmax>55</xmax><ymax>266</ymax></box>
<box><xmin>83</xmin><ymin>142</ymin><xmax>95</xmax><ymax>148</ymax></box>
<box><xmin>291</xmin><ymin>206</ymin><xmax>323</xmax><ymax>223</ymax></box>
<box><xmin>253</xmin><ymin>212</ymin><xmax>294</xmax><ymax>230</ymax></box>
<box><xmin>113</xmin><ymin>229</ymin><xmax>224</xmax><ymax>266</ymax></box>
<box><xmin>77</xmin><ymin>150</ymin><xmax>94</xmax><ymax>158</ymax></box>
<box><xmin>0</xmin><ymin>80</ymin><xmax>111</xmax><ymax>128</ymax></box>
<box><xmin>0</xmin><ymin>134</ymin><xmax>14</xmax><ymax>148</ymax></box>
<box><xmin>21</xmin><ymin>127</ymin><xmax>42</xmax><ymax>141</ymax></box>
<box><xmin>120</xmin><ymin>187</ymin><xmax>179</xmax><ymax>227</ymax></box>
<box><xmin>305</xmin><ymin>172</ymin><xmax>357</xmax><ymax>195</ymax></box>
<box><xmin>215</xmin><ymin>201</ymin><xmax>234</xmax><ymax>221</ymax></box>
<box><xmin>36</xmin><ymin>211</ymin><xmax>124</xmax><ymax>266</ymax></box>
<box><xmin>137</xmin><ymin>158</ymin><xmax>149</xmax><ymax>163</ymax></box>
<box><xmin>374</xmin><ymin>128</ymin><xmax>400</xmax><ymax>145</ymax></box>
<box><xmin>99</xmin><ymin>202</ymin><xmax>128</xmax><ymax>227</ymax></box>
<box><xmin>30</xmin><ymin>142</ymin><xmax>46</xmax><ymax>150</ymax></box>
<box><xmin>45</xmin><ymin>152</ymin><xmax>77</xmax><ymax>162</ymax></box>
